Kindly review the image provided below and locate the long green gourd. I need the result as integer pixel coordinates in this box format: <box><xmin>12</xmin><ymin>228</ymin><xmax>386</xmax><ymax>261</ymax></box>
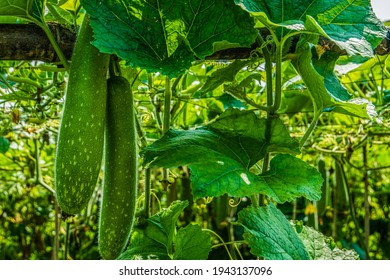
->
<box><xmin>55</xmin><ymin>15</ymin><xmax>110</xmax><ymax>214</ymax></box>
<box><xmin>99</xmin><ymin>76</ymin><xmax>138</xmax><ymax>260</ymax></box>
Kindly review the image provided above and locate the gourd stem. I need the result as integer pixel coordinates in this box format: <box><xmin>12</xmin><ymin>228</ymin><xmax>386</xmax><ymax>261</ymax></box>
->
<box><xmin>256</xmin><ymin>35</ymin><xmax>273</xmax><ymax>112</ymax></box>
<box><xmin>271</xmin><ymin>43</ymin><xmax>283</xmax><ymax>114</ymax></box>
<box><xmin>37</xmin><ymin>21</ymin><xmax>70</xmax><ymax>71</ymax></box>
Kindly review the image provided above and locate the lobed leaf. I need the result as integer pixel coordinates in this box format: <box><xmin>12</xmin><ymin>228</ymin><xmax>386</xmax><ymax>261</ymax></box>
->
<box><xmin>143</xmin><ymin>108</ymin><xmax>324</xmax><ymax>202</ymax></box>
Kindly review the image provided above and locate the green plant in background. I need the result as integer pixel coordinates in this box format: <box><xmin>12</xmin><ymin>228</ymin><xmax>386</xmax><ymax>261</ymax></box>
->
<box><xmin>0</xmin><ymin>0</ymin><xmax>389</xmax><ymax>260</ymax></box>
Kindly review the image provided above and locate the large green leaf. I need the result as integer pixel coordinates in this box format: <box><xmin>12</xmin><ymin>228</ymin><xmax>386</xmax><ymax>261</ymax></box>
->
<box><xmin>142</xmin><ymin>108</ymin><xmax>301</xmax><ymax>200</ymax></box>
<box><xmin>189</xmin><ymin>153</ymin><xmax>323</xmax><ymax>203</ymax></box>
<box><xmin>142</xmin><ymin>109</ymin><xmax>323</xmax><ymax>202</ymax></box>
<box><xmin>292</xmin><ymin>221</ymin><xmax>359</xmax><ymax>260</ymax></box>
<box><xmin>0</xmin><ymin>0</ymin><xmax>44</xmax><ymax>22</ymax></box>
<box><xmin>235</xmin><ymin>0</ymin><xmax>386</xmax><ymax>57</ymax></box>
<box><xmin>312</xmin><ymin>51</ymin><xmax>351</xmax><ymax>102</ymax></box>
<box><xmin>143</xmin><ymin>108</ymin><xmax>299</xmax><ymax>168</ymax></box>
<box><xmin>237</xmin><ymin>204</ymin><xmax>358</xmax><ymax>260</ymax></box>
<box><xmin>81</xmin><ymin>0</ymin><xmax>257</xmax><ymax>77</ymax></box>
<box><xmin>238</xmin><ymin>204</ymin><xmax>310</xmax><ymax>260</ymax></box>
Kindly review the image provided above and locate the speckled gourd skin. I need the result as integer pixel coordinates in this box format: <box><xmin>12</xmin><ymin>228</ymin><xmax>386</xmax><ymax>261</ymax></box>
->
<box><xmin>98</xmin><ymin>76</ymin><xmax>138</xmax><ymax>260</ymax></box>
<box><xmin>55</xmin><ymin>15</ymin><xmax>110</xmax><ymax>214</ymax></box>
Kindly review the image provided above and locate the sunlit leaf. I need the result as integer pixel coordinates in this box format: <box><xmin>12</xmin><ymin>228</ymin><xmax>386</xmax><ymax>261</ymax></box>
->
<box><xmin>238</xmin><ymin>204</ymin><xmax>310</xmax><ymax>260</ymax></box>
<box><xmin>292</xmin><ymin>40</ymin><xmax>378</xmax><ymax>119</ymax></box>
<box><xmin>292</xmin><ymin>221</ymin><xmax>359</xmax><ymax>260</ymax></box>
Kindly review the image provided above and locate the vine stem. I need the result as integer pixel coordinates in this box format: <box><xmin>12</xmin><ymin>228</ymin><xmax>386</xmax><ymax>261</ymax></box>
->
<box><xmin>34</xmin><ymin>138</ymin><xmax>55</xmax><ymax>194</ymax></box>
<box><xmin>0</xmin><ymin>74</ymin><xmax>16</xmax><ymax>94</ymax></box>
<box><xmin>6</xmin><ymin>76</ymin><xmax>42</xmax><ymax>89</ymax></box>
<box><xmin>257</xmin><ymin>33</ymin><xmax>278</xmax><ymax>206</ymax></box>
<box><xmin>334</xmin><ymin>157</ymin><xmax>367</xmax><ymax>255</ymax></box>
<box><xmin>211</xmin><ymin>241</ymin><xmax>245</xmax><ymax>260</ymax></box>
<box><xmin>299</xmin><ymin>109</ymin><xmax>322</xmax><ymax>148</ymax></box>
<box><xmin>135</xmin><ymin>109</ymin><xmax>151</xmax><ymax>218</ymax></box>
<box><xmin>271</xmin><ymin>43</ymin><xmax>283</xmax><ymax>114</ymax></box>
<box><xmin>202</xmin><ymin>229</ymin><xmax>235</xmax><ymax>260</ymax></box>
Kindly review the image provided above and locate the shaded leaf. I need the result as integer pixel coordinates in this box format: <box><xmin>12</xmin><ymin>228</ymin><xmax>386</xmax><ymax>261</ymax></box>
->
<box><xmin>146</xmin><ymin>200</ymin><xmax>189</xmax><ymax>249</ymax></box>
<box><xmin>118</xmin><ymin>200</ymin><xmax>211</xmax><ymax>260</ymax></box>
<box><xmin>173</xmin><ymin>224</ymin><xmax>211</xmax><ymax>260</ymax></box>
<box><xmin>312</xmin><ymin>50</ymin><xmax>351</xmax><ymax>101</ymax></box>
<box><xmin>116</xmin><ymin>228</ymin><xmax>170</xmax><ymax>260</ymax></box>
